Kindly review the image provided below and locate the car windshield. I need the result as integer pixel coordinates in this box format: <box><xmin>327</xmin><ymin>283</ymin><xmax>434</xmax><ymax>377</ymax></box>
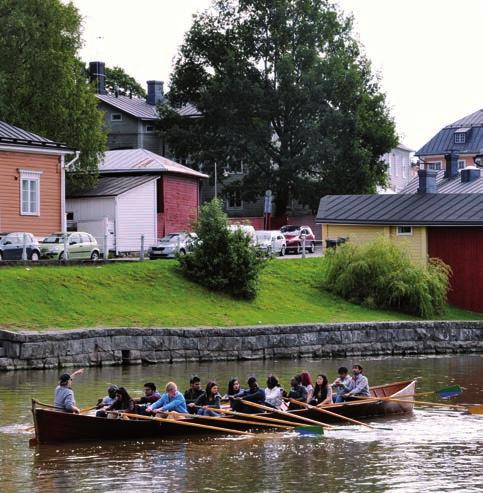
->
<box><xmin>42</xmin><ymin>235</ymin><xmax>63</xmax><ymax>243</ymax></box>
<box><xmin>280</xmin><ymin>225</ymin><xmax>300</xmax><ymax>233</ymax></box>
<box><xmin>159</xmin><ymin>234</ymin><xmax>182</xmax><ymax>243</ymax></box>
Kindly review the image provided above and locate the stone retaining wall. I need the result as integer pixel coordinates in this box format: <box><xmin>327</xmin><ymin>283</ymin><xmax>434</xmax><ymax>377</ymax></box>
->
<box><xmin>0</xmin><ymin>321</ymin><xmax>482</xmax><ymax>371</ymax></box>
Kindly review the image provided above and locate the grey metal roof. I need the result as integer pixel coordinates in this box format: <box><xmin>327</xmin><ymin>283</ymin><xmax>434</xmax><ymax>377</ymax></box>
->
<box><xmin>316</xmin><ymin>194</ymin><xmax>483</xmax><ymax>226</ymax></box>
<box><xmin>416</xmin><ymin>109</ymin><xmax>483</xmax><ymax>156</ymax></box>
<box><xmin>99</xmin><ymin>149</ymin><xmax>208</xmax><ymax>179</ymax></box>
<box><xmin>67</xmin><ymin>175</ymin><xmax>158</xmax><ymax>198</ymax></box>
<box><xmin>401</xmin><ymin>169</ymin><xmax>483</xmax><ymax>194</ymax></box>
<box><xmin>96</xmin><ymin>94</ymin><xmax>200</xmax><ymax>120</ymax></box>
<box><xmin>0</xmin><ymin>120</ymin><xmax>70</xmax><ymax>150</ymax></box>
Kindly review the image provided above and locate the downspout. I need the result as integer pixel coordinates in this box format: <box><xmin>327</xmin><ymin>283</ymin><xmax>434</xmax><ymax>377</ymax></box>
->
<box><xmin>62</xmin><ymin>151</ymin><xmax>80</xmax><ymax>232</ymax></box>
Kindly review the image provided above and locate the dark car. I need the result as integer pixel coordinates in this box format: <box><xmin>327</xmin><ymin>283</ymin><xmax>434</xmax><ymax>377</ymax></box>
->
<box><xmin>280</xmin><ymin>225</ymin><xmax>316</xmax><ymax>254</ymax></box>
<box><xmin>0</xmin><ymin>232</ymin><xmax>41</xmax><ymax>261</ymax></box>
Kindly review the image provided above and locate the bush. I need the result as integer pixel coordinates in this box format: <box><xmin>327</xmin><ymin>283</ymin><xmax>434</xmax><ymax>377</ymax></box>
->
<box><xmin>321</xmin><ymin>237</ymin><xmax>451</xmax><ymax>318</ymax></box>
<box><xmin>178</xmin><ymin>199</ymin><xmax>266</xmax><ymax>299</ymax></box>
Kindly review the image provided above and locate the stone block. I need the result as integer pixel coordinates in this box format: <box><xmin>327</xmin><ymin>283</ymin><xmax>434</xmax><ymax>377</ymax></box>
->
<box><xmin>0</xmin><ymin>357</ymin><xmax>15</xmax><ymax>370</ymax></box>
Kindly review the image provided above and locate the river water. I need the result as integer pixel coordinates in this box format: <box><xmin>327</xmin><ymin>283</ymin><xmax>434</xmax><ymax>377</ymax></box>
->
<box><xmin>0</xmin><ymin>355</ymin><xmax>482</xmax><ymax>493</ymax></box>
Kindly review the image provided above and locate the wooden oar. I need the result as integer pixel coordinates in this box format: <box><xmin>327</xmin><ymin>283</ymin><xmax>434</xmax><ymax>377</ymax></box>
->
<box><xmin>119</xmin><ymin>412</ymin><xmax>253</xmax><ymax>436</ymax></box>
<box><xmin>285</xmin><ymin>397</ymin><xmax>375</xmax><ymax>429</ymax></box>
<box><xmin>212</xmin><ymin>407</ymin><xmax>304</xmax><ymax>428</ymax></box>
<box><xmin>350</xmin><ymin>395</ymin><xmax>470</xmax><ymax>410</ymax></box>
<box><xmin>175</xmin><ymin>411</ymin><xmax>292</xmax><ymax>430</ymax></box>
<box><xmin>238</xmin><ymin>399</ymin><xmax>334</xmax><ymax>429</ymax></box>
<box><xmin>80</xmin><ymin>405</ymin><xmax>97</xmax><ymax>414</ymax></box>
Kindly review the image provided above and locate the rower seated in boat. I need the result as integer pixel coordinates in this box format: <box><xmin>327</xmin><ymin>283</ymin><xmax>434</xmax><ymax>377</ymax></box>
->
<box><xmin>146</xmin><ymin>382</ymin><xmax>188</xmax><ymax>415</ymax></box>
<box><xmin>230</xmin><ymin>376</ymin><xmax>265</xmax><ymax>414</ymax></box>
<box><xmin>340</xmin><ymin>365</ymin><xmax>370</xmax><ymax>401</ymax></box>
<box><xmin>286</xmin><ymin>375</ymin><xmax>308</xmax><ymax>410</ymax></box>
<box><xmin>134</xmin><ymin>382</ymin><xmax>161</xmax><ymax>415</ymax></box>
<box><xmin>194</xmin><ymin>381</ymin><xmax>222</xmax><ymax>416</ymax></box>
<box><xmin>54</xmin><ymin>369</ymin><xmax>84</xmax><ymax>413</ymax></box>
<box><xmin>222</xmin><ymin>377</ymin><xmax>241</xmax><ymax>400</ymax></box>
<box><xmin>97</xmin><ymin>387</ymin><xmax>135</xmax><ymax>417</ymax></box>
<box><xmin>331</xmin><ymin>367</ymin><xmax>351</xmax><ymax>403</ymax></box>
<box><xmin>96</xmin><ymin>385</ymin><xmax>118</xmax><ymax>409</ymax></box>
<box><xmin>309</xmin><ymin>374</ymin><xmax>332</xmax><ymax>406</ymax></box>
<box><xmin>184</xmin><ymin>376</ymin><xmax>204</xmax><ymax>414</ymax></box>
<box><xmin>264</xmin><ymin>375</ymin><xmax>284</xmax><ymax>409</ymax></box>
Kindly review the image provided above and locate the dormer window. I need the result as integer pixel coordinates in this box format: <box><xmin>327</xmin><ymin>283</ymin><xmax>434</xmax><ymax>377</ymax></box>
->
<box><xmin>454</xmin><ymin>127</ymin><xmax>469</xmax><ymax>144</ymax></box>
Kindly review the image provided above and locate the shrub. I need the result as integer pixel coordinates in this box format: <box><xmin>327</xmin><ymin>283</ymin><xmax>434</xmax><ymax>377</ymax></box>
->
<box><xmin>178</xmin><ymin>199</ymin><xmax>266</xmax><ymax>299</ymax></box>
<box><xmin>321</xmin><ymin>237</ymin><xmax>451</xmax><ymax>318</ymax></box>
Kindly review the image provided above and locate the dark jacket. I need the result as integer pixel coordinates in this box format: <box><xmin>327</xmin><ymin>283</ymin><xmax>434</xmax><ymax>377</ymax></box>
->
<box><xmin>195</xmin><ymin>392</ymin><xmax>222</xmax><ymax>409</ymax></box>
<box><xmin>184</xmin><ymin>388</ymin><xmax>204</xmax><ymax>405</ymax></box>
<box><xmin>288</xmin><ymin>384</ymin><xmax>308</xmax><ymax>402</ymax></box>
<box><xmin>234</xmin><ymin>386</ymin><xmax>265</xmax><ymax>404</ymax></box>
<box><xmin>107</xmin><ymin>398</ymin><xmax>135</xmax><ymax>412</ymax></box>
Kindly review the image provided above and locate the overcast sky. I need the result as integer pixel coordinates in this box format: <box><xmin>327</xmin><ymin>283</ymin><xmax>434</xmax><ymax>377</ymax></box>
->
<box><xmin>74</xmin><ymin>0</ymin><xmax>483</xmax><ymax>151</ymax></box>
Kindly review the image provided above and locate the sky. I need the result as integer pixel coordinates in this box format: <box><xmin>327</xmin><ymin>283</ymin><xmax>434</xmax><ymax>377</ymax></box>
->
<box><xmin>73</xmin><ymin>0</ymin><xmax>483</xmax><ymax>151</ymax></box>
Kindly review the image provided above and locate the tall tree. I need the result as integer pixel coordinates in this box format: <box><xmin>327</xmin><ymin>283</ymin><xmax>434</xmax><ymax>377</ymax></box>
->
<box><xmin>105</xmin><ymin>66</ymin><xmax>146</xmax><ymax>98</ymax></box>
<box><xmin>160</xmin><ymin>0</ymin><xmax>397</xmax><ymax>214</ymax></box>
<box><xmin>0</xmin><ymin>0</ymin><xmax>106</xmax><ymax>190</ymax></box>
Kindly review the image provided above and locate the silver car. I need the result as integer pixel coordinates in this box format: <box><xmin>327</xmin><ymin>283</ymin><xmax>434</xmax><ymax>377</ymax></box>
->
<box><xmin>255</xmin><ymin>230</ymin><xmax>286</xmax><ymax>256</ymax></box>
<box><xmin>40</xmin><ymin>232</ymin><xmax>100</xmax><ymax>260</ymax></box>
<box><xmin>149</xmin><ymin>232</ymin><xmax>198</xmax><ymax>259</ymax></box>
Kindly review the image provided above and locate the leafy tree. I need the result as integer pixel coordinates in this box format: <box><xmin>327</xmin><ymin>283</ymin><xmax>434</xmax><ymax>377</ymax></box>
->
<box><xmin>178</xmin><ymin>199</ymin><xmax>266</xmax><ymax>299</ymax></box>
<box><xmin>0</xmin><ymin>0</ymin><xmax>106</xmax><ymax>191</ymax></box>
<box><xmin>105</xmin><ymin>66</ymin><xmax>146</xmax><ymax>98</ymax></box>
<box><xmin>160</xmin><ymin>0</ymin><xmax>397</xmax><ymax>214</ymax></box>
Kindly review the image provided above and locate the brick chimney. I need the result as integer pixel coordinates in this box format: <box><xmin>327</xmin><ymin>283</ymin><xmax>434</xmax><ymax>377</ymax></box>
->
<box><xmin>146</xmin><ymin>81</ymin><xmax>164</xmax><ymax>105</ymax></box>
<box><xmin>444</xmin><ymin>152</ymin><xmax>459</xmax><ymax>179</ymax></box>
<box><xmin>89</xmin><ymin>61</ymin><xmax>107</xmax><ymax>95</ymax></box>
<box><xmin>417</xmin><ymin>169</ymin><xmax>438</xmax><ymax>193</ymax></box>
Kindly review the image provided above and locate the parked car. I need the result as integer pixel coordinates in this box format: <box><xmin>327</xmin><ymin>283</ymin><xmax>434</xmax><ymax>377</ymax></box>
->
<box><xmin>40</xmin><ymin>232</ymin><xmax>100</xmax><ymax>260</ymax></box>
<box><xmin>280</xmin><ymin>225</ymin><xmax>316</xmax><ymax>254</ymax></box>
<box><xmin>0</xmin><ymin>232</ymin><xmax>41</xmax><ymax>261</ymax></box>
<box><xmin>255</xmin><ymin>230</ymin><xmax>286</xmax><ymax>256</ymax></box>
<box><xmin>149</xmin><ymin>232</ymin><xmax>198</xmax><ymax>259</ymax></box>
<box><xmin>228</xmin><ymin>224</ymin><xmax>257</xmax><ymax>245</ymax></box>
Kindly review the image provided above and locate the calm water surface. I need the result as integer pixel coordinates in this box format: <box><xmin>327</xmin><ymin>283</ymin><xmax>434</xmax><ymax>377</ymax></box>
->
<box><xmin>0</xmin><ymin>355</ymin><xmax>482</xmax><ymax>493</ymax></box>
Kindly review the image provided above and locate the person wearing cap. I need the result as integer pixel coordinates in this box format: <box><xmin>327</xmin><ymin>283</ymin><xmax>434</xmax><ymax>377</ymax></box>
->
<box><xmin>230</xmin><ymin>376</ymin><xmax>266</xmax><ymax>414</ymax></box>
<box><xmin>96</xmin><ymin>385</ymin><xmax>119</xmax><ymax>409</ymax></box>
<box><xmin>54</xmin><ymin>368</ymin><xmax>84</xmax><ymax>413</ymax></box>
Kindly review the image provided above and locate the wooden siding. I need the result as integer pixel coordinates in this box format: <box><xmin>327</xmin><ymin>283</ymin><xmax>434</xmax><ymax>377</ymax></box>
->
<box><xmin>428</xmin><ymin>227</ymin><xmax>483</xmax><ymax>312</ymax></box>
<box><xmin>0</xmin><ymin>150</ymin><xmax>61</xmax><ymax>236</ymax></box>
<box><xmin>116</xmin><ymin>180</ymin><xmax>157</xmax><ymax>252</ymax></box>
<box><xmin>321</xmin><ymin>224</ymin><xmax>427</xmax><ymax>264</ymax></box>
<box><xmin>159</xmin><ymin>174</ymin><xmax>199</xmax><ymax>236</ymax></box>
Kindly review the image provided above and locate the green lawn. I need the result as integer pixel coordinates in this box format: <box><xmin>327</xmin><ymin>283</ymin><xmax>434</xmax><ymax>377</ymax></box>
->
<box><xmin>0</xmin><ymin>259</ymin><xmax>481</xmax><ymax>330</ymax></box>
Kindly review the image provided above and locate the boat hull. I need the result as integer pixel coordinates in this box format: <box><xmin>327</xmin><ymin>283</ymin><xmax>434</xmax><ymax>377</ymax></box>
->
<box><xmin>32</xmin><ymin>380</ymin><xmax>416</xmax><ymax>444</ymax></box>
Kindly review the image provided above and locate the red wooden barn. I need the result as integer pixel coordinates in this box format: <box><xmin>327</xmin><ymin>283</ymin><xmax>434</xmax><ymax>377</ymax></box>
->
<box><xmin>99</xmin><ymin>149</ymin><xmax>208</xmax><ymax>237</ymax></box>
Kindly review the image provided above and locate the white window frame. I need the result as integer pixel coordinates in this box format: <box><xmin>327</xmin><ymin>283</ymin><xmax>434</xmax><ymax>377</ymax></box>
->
<box><xmin>454</xmin><ymin>133</ymin><xmax>465</xmax><ymax>144</ymax></box>
<box><xmin>457</xmin><ymin>159</ymin><xmax>465</xmax><ymax>170</ymax></box>
<box><xmin>226</xmin><ymin>190</ymin><xmax>243</xmax><ymax>210</ymax></box>
<box><xmin>397</xmin><ymin>226</ymin><xmax>413</xmax><ymax>236</ymax></box>
<box><xmin>111</xmin><ymin>113</ymin><xmax>123</xmax><ymax>122</ymax></box>
<box><xmin>19</xmin><ymin>169</ymin><xmax>42</xmax><ymax>216</ymax></box>
<box><xmin>427</xmin><ymin>161</ymin><xmax>442</xmax><ymax>171</ymax></box>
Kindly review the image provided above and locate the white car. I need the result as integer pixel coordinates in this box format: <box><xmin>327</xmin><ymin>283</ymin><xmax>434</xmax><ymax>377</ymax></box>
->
<box><xmin>228</xmin><ymin>224</ymin><xmax>257</xmax><ymax>245</ymax></box>
<box><xmin>255</xmin><ymin>230</ymin><xmax>286</xmax><ymax>256</ymax></box>
<box><xmin>149</xmin><ymin>232</ymin><xmax>198</xmax><ymax>259</ymax></box>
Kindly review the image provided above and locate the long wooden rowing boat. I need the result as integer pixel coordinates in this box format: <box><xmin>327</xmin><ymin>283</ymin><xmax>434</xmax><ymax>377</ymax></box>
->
<box><xmin>31</xmin><ymin>379</ymin><xmax>415</xmax><ymax>443</ymax></box>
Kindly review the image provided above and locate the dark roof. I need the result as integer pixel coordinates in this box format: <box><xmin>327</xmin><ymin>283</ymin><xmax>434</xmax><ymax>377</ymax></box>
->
<box><xmin>401</xmin><ymin>169</ymin><xmax>483</xmax><ymax>194</ymax></box>
<box><xmin>96</xmin><ymin>94</ymin><xmax>200</xmax><ymax>120</ymax></box>
<box><xmin>416</xmin><ymin>109</ymin><xmax>483</xmax><ymax>157</ymax></box>
<box><xmin>67</xmin><ymin>175</ymin><xmax>158</xmax><ymax>198</ymax></box>
<box><xmin>0</xmin><ymin>121</ymin><xmax>71</xmax><ymax>151</ymax></box>
<box><xmin>316</xmin><ymin>194</ymin><xmax>483</xmax><ymax>226</ymax></box>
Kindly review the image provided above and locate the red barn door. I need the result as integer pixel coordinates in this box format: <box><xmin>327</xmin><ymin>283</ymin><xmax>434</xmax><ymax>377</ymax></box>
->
<box><xmin>427</xmin><ymin>227</ymin><xmax>483</xmax><ymax>312</ymax></box>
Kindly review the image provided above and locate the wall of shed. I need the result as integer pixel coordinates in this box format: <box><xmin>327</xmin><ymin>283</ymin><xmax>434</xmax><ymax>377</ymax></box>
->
<box><xmin>322</xmin><ymin>224</ymin><xmax>427</xmax><ymax>264</ymax></box>
<box><xmin>158</xmin><ymin>174</ymin><xmax>199</xmax><ymax>237</ymax></box>
<box><xmin>0</xmin><ymin>150</ymin><xmax>61</xmax><ymax>236</ymax></box>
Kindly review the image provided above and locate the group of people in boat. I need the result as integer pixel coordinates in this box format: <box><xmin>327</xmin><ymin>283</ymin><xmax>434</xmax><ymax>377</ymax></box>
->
<box><xmin>53</xmin><ymin>364</ymin><xmax>370</xmax><ymax>417</ymax></box>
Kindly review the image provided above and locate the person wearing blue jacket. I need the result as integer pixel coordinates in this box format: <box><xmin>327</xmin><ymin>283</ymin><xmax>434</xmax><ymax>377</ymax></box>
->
<box><xmin>230</xmin><ymin>376</ymin><xmax>265</xmax><ymax>414</ymax></box>
<box><xmin>146</xmin><ymin>382</ymin><xmax>188</xmax><ymax>414</ymax></box>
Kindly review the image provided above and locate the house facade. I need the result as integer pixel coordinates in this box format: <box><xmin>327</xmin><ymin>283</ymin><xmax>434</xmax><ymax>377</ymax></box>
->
<box><xmin>66</xmin><ymin>149</ymin><xmax>207</xmax><ymax>253</ymax></box>
<box><xmin>0</xmin><ymin>121</ymin><xmax>72</xmax><ymax>236</ymax></box>
<box><xmin>382</xmin><ymin>144</ymin><xmax>415</xmax><ymax>192</ymax></box>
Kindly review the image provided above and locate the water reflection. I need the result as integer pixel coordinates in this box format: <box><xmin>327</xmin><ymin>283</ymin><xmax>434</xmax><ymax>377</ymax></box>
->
<box><xmin>1</xmin><ymin>355</ymin><xmax>482</xmax><ymax>492</ymax></box>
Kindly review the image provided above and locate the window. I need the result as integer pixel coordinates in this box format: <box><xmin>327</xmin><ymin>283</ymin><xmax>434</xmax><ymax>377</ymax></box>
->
<box><xmin>19</xmin><ymin>169</ymin><xmax>42</xmax><ymax>215</ymax></box>
<box><xmin>111</xmin><ymin>113</ymin><xmax>123</xmax><ymax>121</ymax></box>
<box><xmin>69</xmin><ymin>233</ymin><xmax>81</xmax><ymax>245</ymax></box>
<box><xmin>427</xmin><ymin>161</ymin><xmax>442</xmax><ymax>171</ymax></box>
<box><xmin>145</xmin><ymin>125</ymin><xmax>154</xmax><ymax>133</ymax></box>
<box><xmin>458</xmin><ymin>160</ymin><xmax>465</xmax><ymax>169</ymax></box>
<box><xmin>397</xmin><ymin>226</ymin><xmax>413</xmax><ymax>236</ymax></box>
<box><xmin>226</xmin><ymin>190</ymin><xmax>242</xmax><ymax>209</ymax></box>
<box><xmin>66</xmin><ymin>212</ymin><xmax>74</xmax><ymax>221</ymax></box>
<box><xmin>454</xmin><ymin>133</ymin><xmax>465</xmax><ymax>144</ymax></box>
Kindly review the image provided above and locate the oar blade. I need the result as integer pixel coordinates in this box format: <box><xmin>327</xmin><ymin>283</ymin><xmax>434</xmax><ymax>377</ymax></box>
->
<box><xmin>467</xmin><ymin>405</ymin><xmax>483</xmax><ymax>415</ymax></box>
<box><xmin>436</xmin><ymin>385</ymin><xmax>463</xmax><ymax>399</ymax></box>
<box><xmin>295</xmin><ymin>425</ymin><xmax>324</xmax><ymax>435</ymax></box>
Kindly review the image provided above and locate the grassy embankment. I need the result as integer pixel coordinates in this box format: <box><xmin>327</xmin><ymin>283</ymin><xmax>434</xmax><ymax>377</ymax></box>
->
<box><xmin>0</xmin><ymin>259</ymin><xmax>481</xmax><ymax>330</ymax></box>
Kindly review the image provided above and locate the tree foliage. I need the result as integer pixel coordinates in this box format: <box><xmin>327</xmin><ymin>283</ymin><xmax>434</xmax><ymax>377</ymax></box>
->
<box><xmin>0</xmin><ymin>0</ymin><xmax>106</xmax><ymax>191</ymax></box>
<box><xmin>160</xmin><ymin>0</ymin><xmax>398</xmax><ymax>213</ymax></box>
<box><xmin>321</xmin><ymin>237</ymin><xmax>451</xmax><ymax>318</ymax></box>
<box><xmin>105</xmin><ymin>66</ymin><xmax>146</xmax><ymax>98</ymax></box>
<box><xmin>178</xmin><ymin>199</ymin><xmax>266</xmax><ymax>299</ymax></box>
